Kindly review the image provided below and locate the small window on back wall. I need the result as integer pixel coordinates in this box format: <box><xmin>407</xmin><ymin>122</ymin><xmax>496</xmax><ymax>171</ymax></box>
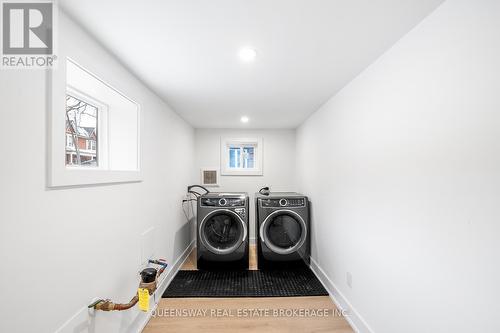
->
<box><xmin>221</xmin><ymin>138</ymin><xmax>263</xmax><ymax>176</ymax></box>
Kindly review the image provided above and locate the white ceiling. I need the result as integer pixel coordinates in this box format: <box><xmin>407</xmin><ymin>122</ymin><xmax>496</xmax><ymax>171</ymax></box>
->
<box><xmin>60</xmin><ymin>0</ymin><xmax>443</xmax><ymax>128</ymax></box>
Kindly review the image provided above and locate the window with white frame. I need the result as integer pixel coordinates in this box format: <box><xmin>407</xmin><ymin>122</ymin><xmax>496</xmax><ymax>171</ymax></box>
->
<box><xmin>66</xmin><ymin>134</ymin><xmax>74</xmax><ymax>148</ymax></box>
<box><xmin>221</xmin><ymin>138</ymin><xmax>263</xmax><ymax>175</ymax></box>
<box><xmin>87</xmin><ymin>140</ymin><xmax>96</xmax><ymax>151</ymax></box>
<box><xmin>48</xmin><ymin>58</ymin><xmax>141</xmax><ymax>187</ymax></box>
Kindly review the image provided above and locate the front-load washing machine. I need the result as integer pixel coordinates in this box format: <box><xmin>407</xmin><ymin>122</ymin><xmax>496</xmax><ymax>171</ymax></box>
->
<box><xmin>255</xmin><ymin>192</ymin><xmax>310</xmax><ymax>269</ymax></box>
<box><xmin>197</xmin><ymin>192</ymin><xmax>249</xmax><ymax>270</ymax></box>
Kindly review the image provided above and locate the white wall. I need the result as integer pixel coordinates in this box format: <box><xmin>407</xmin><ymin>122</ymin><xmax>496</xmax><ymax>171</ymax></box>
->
<box><xmin>296</xmin><ymin>0</ymin><xmax>500</xmax><ymax>332</ymax></box>
<box><xmin>195</xmin><ymin>129</ymin><xmax>297</xmax><ymax>240</ymax></box>
<box><xmin>0</xmin><ymin>10</ymin><xmax>195</xmax><ymax>333</ymax></box>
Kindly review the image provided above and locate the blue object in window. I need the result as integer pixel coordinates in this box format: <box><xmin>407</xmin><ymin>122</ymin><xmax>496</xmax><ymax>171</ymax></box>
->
<box><xmin>243</xmin><ymin>147</ymin><xmax>255</xmax><ymax>168</ymax></box>
<box><xmin>229</xmin><ymin>147</ymin><xmax>241</xmax><ymax>168</ymax></box>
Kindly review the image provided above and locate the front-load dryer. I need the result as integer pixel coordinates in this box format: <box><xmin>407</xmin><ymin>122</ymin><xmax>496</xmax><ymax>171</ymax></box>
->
<box><xmin>255</xmin><ymin>192</ymin><xmax>310</xmax><ymax>269</ymax></box>
<box><xmin>197</xmin><ymin>192</ymin><xmax>249</xmax><ymax>270</ymax></box>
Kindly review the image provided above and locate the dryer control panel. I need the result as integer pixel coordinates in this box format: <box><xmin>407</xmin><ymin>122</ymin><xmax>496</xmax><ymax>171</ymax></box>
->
<box><xmin>201</xmin><ymin>197</ymin><xmax>246</xmax><ymax>207</ymax></box>
<box><xmin>260</xmin><ymin>197</ymin><xmax>306</xmax><ymax>208</ymax></box>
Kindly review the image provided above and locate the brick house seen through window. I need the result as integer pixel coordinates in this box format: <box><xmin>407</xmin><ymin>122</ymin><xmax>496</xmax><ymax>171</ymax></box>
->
<box><xmin>65</xmin><ymin>94</ymin><xmax>98</xmax><ymax>167</ymax></box>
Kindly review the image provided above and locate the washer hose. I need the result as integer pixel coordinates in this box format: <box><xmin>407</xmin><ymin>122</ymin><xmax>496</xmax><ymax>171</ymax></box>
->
<box><xmin>259</xmin><ymin>186</ymin><xmax>270</xmax><ymax>196</ymax></box>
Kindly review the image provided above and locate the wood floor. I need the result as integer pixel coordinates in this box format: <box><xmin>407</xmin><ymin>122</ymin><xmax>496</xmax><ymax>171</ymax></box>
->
<box><xmin>142</xmin><ymin>246</ymin><xmax>354</xmax><ymax>333</ymax></box>
<box><xmin>180</xmin><ymin>244</ymin><xmax>258</xmax><ymax>270</ymax></box>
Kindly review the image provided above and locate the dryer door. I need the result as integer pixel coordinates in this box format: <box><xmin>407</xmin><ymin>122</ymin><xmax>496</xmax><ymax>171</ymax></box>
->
<box><xmin>199</xmin><ymin>209</ymin><xmax>247</xmax><ymax>255</ymax></box>
<box><xmin>260</xmin><ymin>209</ymin><xmax>307</xmax><ymax>255</ymax></box>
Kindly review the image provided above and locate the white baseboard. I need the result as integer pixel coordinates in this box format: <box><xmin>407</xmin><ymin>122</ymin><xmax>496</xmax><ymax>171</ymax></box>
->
<box><xmin>309</xmin><ymin>257</ymin><xmax>375</xmax><ymax>333</ymax></box>
<box><xmin>137</xmin><ymin>240</ymin><xmax>195</xmax><ymax>332</ymax></box>
<box><xmin>54</xmin><ymin>240</ymin><xmax>195</xmax><ymax>333</ymax></box>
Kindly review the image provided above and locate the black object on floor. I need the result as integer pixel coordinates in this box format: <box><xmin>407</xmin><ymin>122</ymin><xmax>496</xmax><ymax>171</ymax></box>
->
<box><xmin>162</xmin><ymin>268</ymin><xmax>329</xmax><ymax>298</ymax></box>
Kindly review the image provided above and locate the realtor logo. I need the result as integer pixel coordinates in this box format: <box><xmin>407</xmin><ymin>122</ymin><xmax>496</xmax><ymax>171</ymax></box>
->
<box><xmin>1</xmin><ymin>1</ymin><xmax>56</xmax><ymax>68</ymax></box>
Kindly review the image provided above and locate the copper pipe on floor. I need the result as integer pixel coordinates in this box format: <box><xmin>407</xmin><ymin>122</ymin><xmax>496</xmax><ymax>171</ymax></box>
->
<box><xmin>93</xmin><ymin>296</ymin><xmax>139</xmax><ymax>311</ymax></box>
<box><xmin>90</xmin><ymin>259</ymin><xmax>168</xmax><ymax>312</ymax></box>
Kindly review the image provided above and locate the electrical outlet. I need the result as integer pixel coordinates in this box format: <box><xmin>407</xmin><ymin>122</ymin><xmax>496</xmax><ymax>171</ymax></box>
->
<box><xmin>346</xmin><ymin>272</ymin><xmax>352</xmax><ymax>289</ymax></box>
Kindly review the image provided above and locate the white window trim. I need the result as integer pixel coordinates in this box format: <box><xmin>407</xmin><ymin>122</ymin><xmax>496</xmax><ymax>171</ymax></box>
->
<box><xmin>48</xmin><ymin>57</ymin><xmax>142</xmax><ymax>187</ymax></box>
<box><xmin>220</xmin><ymin>137</ymin><xmax>263</xmax><ymax>176</ymax></box>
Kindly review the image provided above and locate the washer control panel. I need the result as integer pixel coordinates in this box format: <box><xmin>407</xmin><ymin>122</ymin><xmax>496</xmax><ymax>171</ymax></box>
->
<box><xmin>234</xmin><ymin>208</ymin><xmax>247</xmax><ymax>219</ymax></box>
<box><xmin>260</xmin><ymin>197</ymin><xmax>306</xmax><ymax>208</ymax></box>
<box><xmin>201</xmin><ymin>197</ymin><xmax>246</xmax><ymax>207</ymax></box>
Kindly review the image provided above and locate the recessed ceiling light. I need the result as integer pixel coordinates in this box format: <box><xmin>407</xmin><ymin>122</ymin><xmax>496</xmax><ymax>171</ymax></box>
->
<box><xmin>240</xmin><ymin>116</ymin><xmax>249</xmax><ymax>123</ymax></box>
<box><xmin>238</xmin><ymin>47</ymin><xmax>257</xmax><ymax>62</ymax></box>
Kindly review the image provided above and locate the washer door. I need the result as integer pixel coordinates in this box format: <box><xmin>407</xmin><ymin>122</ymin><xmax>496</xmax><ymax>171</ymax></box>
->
<box><xmin>260</xmin><ymin>210</ymin><xmax>307</xmax><ymax>255</ymax></box>
<box><xmin>199</xmin><ymin>209</ymin><xmax>247</xmax><ymax>255</ymax></box>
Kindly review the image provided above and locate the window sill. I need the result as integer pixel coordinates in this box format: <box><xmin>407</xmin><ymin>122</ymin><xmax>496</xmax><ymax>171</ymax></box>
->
<box><xmin>220</xmin><ymin>168</ymin><xmax>263</xmax><ymax>176</ymax></box>
<box><xmin>48</xmin><ymin>168</ymin><xmax>142</xmax><ymax>188</ymax></box>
